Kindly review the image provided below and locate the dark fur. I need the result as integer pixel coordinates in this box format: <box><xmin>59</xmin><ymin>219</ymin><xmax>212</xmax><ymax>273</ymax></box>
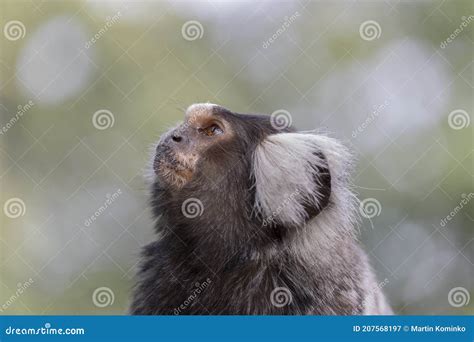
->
<box><xmin>130</xmin><ymin>105</ymin><xmax>388</xmax><ymax>315</ymax></box>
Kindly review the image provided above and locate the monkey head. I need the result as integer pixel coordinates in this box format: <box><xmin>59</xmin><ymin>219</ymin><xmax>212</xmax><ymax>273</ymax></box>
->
<box><xmin>132</xmin><ymin>104</ymin><xmax>390</xmax><ymax>316</ymax></box>
<box><xmin>150</xmin><ymin>103</ymin><xmax>353</xmax><ymax>261</ymax></box>
<box><xmin>153</xmin><ymin>103</ymin><xmax>244</xmax><ymax>189</ymax></box>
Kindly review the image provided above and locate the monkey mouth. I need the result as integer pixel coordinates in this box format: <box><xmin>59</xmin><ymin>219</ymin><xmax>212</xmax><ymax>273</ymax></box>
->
<box><xmin>153</xmin><ymin>149</ymin><xmax>195</xmax><ymax>187</ymax></box>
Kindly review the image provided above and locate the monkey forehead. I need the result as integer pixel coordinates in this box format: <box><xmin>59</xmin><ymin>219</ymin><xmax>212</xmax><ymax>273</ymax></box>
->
<box><xmin>185</xmin><ymin>103</ymin><xmax>224</xmax><ymax>122</ymax></box>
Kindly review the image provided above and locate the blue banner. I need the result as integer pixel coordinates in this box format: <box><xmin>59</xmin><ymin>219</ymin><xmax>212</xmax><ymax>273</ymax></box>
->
<box><xmin>0</xmin><ymin>316</ymin><xmax>472</xmax><ymax>341</ymax></box>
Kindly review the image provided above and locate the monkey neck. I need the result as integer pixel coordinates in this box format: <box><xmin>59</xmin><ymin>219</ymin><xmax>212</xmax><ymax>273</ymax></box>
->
<box><xmin>151</xmin><ymin>166</ymin><xmax>356</xmax><ymax>272</ymax></box>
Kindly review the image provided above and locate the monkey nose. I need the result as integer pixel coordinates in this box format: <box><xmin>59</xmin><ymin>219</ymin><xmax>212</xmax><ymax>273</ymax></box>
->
<box><xmin>168</xmin><ymin>128</ymin><xmax>189</xmax><ymax>145</ymax></box>
<box><xmin>171</xmin><ymin>133</ymin><xmax>182</xmax><ymax>143</ymax></box>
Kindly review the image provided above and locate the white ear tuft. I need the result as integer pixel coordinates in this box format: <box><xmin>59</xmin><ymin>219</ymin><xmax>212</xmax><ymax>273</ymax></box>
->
<box><xmin>252</xmin><ymin>132</ymin><xmax>352</xmax><ymax>227</ymax></box>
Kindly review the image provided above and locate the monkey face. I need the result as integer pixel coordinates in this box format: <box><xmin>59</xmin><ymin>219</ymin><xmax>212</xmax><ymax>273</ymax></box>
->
<box><xmin>154</xmin><ymin>104</ymin><xmax>231</xmax><ymax>188</ymax></box>
<box><xmin>152</xmin><ymin>103</ymin><xmax>341</xmax><ymax>239</ymax></box>
<box><xmin>153</xmin><ymin>103</ymin><xmax>278</xmax><ymax>189</ymax></box>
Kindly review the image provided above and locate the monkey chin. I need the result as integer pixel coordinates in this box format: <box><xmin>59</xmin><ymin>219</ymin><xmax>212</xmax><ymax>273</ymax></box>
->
<box><xmin>153</xmin><ymin>153</ymin><xmax>196</xmax><ymax>189</ymax></box>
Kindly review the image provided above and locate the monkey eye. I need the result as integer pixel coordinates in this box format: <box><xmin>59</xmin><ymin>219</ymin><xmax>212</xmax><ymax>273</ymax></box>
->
<box><xmin>200</xmin><ymin>124</ymin><xmax>223</xmax><ymax>137</ymax></box>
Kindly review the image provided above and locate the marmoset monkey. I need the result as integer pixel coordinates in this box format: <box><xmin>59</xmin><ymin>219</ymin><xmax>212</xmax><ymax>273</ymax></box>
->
<box><xmin>130</xmin><ymin>103</ymin><xmax>392</xmax><ymax>315</ymax></box>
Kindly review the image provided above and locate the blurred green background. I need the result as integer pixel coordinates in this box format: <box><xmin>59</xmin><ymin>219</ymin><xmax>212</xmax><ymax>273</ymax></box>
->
<box><xmin>0</xmin><ymin>0</ymin><xmax>472</xmax><ymax>315</ymax></box>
